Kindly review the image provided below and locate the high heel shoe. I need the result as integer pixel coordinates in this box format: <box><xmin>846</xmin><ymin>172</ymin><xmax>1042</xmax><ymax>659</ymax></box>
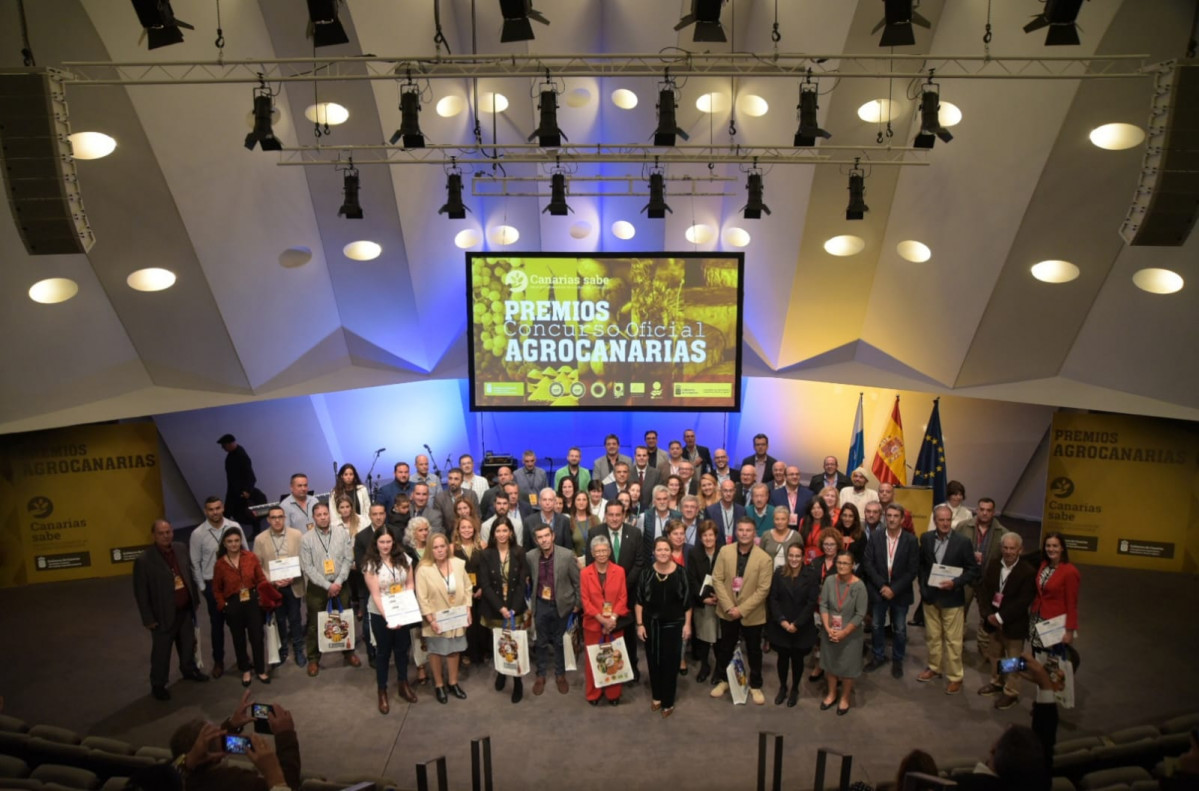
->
<box><xmin>257</xmin><ymin>674</ymin><xmax>270</xmax><ymax>684</ymax></box>
<box><xmin>417</xmin><ymin>668</ymin><xmax>429</xmax><ymax>686</ymax></box>
<box><xmin>241</xmin><ymin>673</ymin><xmax>252</xmax><ymax>688</ymax></box>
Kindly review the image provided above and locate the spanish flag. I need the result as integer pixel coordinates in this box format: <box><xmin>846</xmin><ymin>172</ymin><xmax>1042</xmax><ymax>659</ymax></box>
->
<box><xmin>871</xmin><ymin>395</ymin><xmax>907</xmax><ymax>485</ymax></box>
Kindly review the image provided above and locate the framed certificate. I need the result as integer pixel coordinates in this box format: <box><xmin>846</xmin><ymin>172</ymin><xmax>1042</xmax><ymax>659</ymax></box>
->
<box><xmin>927</xmin><ymin>563</ymin><xmax>962</xmax><ymax>588</ymax></box>
<box><xmin>434</xmin><ymin>605</ymin><xmax>470</xmax><ymax>632</ymax></box>
<box><xmin>382</xmin><ymin>589</ymin><xmax>422</xmax><ymax>628</ymax></box>
<box><xmin>268</xmin><ymin>556</ymin><xmax>301</xmax><ymax>582</ymax></box>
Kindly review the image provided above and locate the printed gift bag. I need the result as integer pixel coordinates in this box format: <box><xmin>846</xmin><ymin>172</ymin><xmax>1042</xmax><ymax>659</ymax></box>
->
<box><xmin>727</xmin><ymin>645</ymin><xmax>749</xmax><ymax>705</ymax></box>
<box><xmin>492</xmin><ymin>617</ymin><xmax>530</xmax><ymax>677</ymax></box>
<box><xmin>317</xmin><ymin>599</ymin><xmax>356</xmax><ymax>653</ymax></box>
<box><xmin>587</xmin><ymin>635</ymin><xmax>634</xmax><ymax>688</ymax></box>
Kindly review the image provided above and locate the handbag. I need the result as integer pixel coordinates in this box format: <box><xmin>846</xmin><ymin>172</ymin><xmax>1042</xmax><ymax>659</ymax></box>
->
<box><xmin>317</xmin><ymin>598</ymin><xmax>355</xmax><ymax>652</ymax></box>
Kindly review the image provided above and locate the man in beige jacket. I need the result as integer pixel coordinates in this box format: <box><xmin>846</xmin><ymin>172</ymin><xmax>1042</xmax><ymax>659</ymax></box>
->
<box><xmin>710</xmin><ymin>517</ymin><xmax>773</xmax><ymax>704</ymax></box>
<box><xmin>254</xmin><ymin>505</ymin><xmax>306</xmax><ymax>667</ymax></box>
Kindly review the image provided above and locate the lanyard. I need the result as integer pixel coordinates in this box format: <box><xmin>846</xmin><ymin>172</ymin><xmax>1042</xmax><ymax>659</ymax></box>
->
<box><xmin>834</xmin><ymin>578</ymin><xmax>852</xmax><ymax>610</ymax></box>
<box><xmin>270</xmin><ymin>532</ymin><xmax>287</xmax><ymax>557</ymax></box>
<box><xmin>886</xmin><ymin>533</ymin><xmax>899</xmax><ymax>573</ymax></box>
<box><xmin>438</xmin><ymin>562</ymin><xmax>455</xmax><ymax>593</ymax></box>
<box><xmin>384</xmin><ymin>561</ymin><xmax>405</xmax><ymax>587</ymax></box>
<box><xmin>316</xmin><ymin>529</ymin><xmax>332</xmax><ymax>558</ymax></box>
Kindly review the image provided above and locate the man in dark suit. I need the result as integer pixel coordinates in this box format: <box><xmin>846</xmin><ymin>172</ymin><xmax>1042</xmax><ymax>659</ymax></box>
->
<box><xmin>705</xmin><ymin>478</ymin><xmax>746</xmax><ymax>545</ymax></box>
<box><xmin>862</xmin><ymin>504</ymin><xmax>920</xmax><ymax>678</ymax></box>
<box><xmin>808</xmin><ymin>455</ymin><xmax>852</xmax><ymax>494</ymax></box>
<box><xmin>769</xmin><ymin>465</ymin><xmax>813</xmax><ymax>526</ymax></box>
<box><xmin>434</xmin><ymin>467</ymin><xmax>479</xmax><ymax>530</ymax></box>
<box><xmin>734</xmin><ymin>464</ymin><xmax>758</xmax><ymax>507</ymax></box>
<box><xmin>739</xmin><ymin>433</ymin><xmax>779</xmax><ymax>483</ymax></box>
<box><xmin>478</xmin><ymin>466</ymin><xmax>515</xmax><ymax>520</ymax></box>
<box><xmin>528</xmin><ymin>522</ymin><xmax>580</xmax><ymax>695</ymax></box>
<box><xmin>977</xmin><ymin>532</ymin><xmax>1037</xmax><ymax>710</ymax></box>
<box><xmin>587</xmin><ymin>500</ymin><xmax>645</xmax><ymax>684</ymax></box>
<box><xmin>630</xmin><ymin>446</ymin><xmax>661</xmax><ymax>509</ymax></box>
<box><xmin>523</xmin><ymin>487</ymin><xmax>571</xmax><ymax>551</ymax></box>
<box><xmin>917</xmin><ymin>504</ymin><xmax>980</xmax><ymax>694</ymax></box>
<box><xmin>409</xmin><ymin>482</ymin><xmax>444</xmax><ymax>534</ymax></box>
<box><xmin>601</xmin><ymin>461</ymin><xmax>633</xmax><ymax>503</ymax></box>
<box><xmin>681</xmin><ymin>429</ymin><xmax>713</xmax><ymax>477</ymax></box>
<box><xmin>218</xmin><ymin>434</ymin><xmax>263</xmax><ymax>539</ymax></box>
<box><xmin>132</xmin><ymin>519</ymin><xmax>209</xmax><ymax>701</ymax></box>
<box><xmin>637</xmin><ymin>485</ymin><xmax>681</xmax><ymax>549</ymax></box>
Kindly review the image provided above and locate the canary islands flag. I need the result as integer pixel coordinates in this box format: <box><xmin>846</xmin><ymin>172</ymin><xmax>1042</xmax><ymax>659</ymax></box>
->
<box><xmin>847</xmin><ymin>394</ymin><xmax>865</xmax><ymax>473</ymax></box>
<box><xmin>871</xmin><ymin>395</ymin><xmax>906</xmax><ymax>485</ymax></box>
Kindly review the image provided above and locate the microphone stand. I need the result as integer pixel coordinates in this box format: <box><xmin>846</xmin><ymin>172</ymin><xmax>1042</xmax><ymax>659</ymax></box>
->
<box><xmin>365</xmin><ymin>448</ymin><xmax>384</xmax><ymax>503</ymax></box>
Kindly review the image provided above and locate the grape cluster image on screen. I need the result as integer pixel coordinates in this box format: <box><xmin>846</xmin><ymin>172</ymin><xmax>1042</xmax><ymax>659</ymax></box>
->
<box><xmin>467</xmin><ymin>254</ymin><xmax>743</xmax><ymax>411</ymax></box>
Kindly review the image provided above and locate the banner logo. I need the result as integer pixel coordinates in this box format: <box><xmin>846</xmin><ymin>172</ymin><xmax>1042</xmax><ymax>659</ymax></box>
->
<box><xmin>27</xmin><ymin>496</ymin><xmax>53</xmax><ymax>518</ymax></box>
<box><xmin>504</xmin><ymin>269</ymin><xmax>528</xmax><ymax>294</ymax></box>
<box><xmin>1049</xmin><ymin>477</ymin><xmax>1074</xmax><ymax>499</ymax></box>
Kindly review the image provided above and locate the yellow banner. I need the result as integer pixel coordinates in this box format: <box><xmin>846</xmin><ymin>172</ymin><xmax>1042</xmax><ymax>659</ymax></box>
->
<box><xmin>1044</xmin><ymin>411</ymin><xmax>1198</xmax><ymax>573</ymax></box>
<box><xmin>0</xmin><ymin>422</ymin><xmax>163</xmax><ymax>587</ymax></box>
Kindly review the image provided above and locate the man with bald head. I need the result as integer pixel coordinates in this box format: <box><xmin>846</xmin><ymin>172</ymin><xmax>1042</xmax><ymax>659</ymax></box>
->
<box><xmin>770</xmin><ymin>465</ymin><xmax>813</xmax><ymax>526</ymax></box>
<box><xmin>480</xmin><ymin>465</ymin><xmax>515</xmax><ymax>520</ymax></box>
<box><xmin>767</xmin><ymin>460</ymin><xmax>787</xmax><ymax>492</ymax></box>
<box><xmin>706</xmin><ymin>478</ymin><xmax>746</xmax><ymax>545</ymax></box>
<box><xmin>413</xmin><ymin>454</ymin><xmax>442</xmax><ymax>496</ymax></box>
<box><xmin>877</xmin><ymin>482</ymin><xmax>914</xmax><ymax>534</ymax></box>
<box><xmin>809</xmin><ymin>455</ymin><xmax>851</xmax><ymax>494</ymax></box>
<box><xmin>133</xmin><ymin>519</ymin><xmax>208</xmax><ymax>701</ymax></box>
<box><xmin>710</xmin><ymin>448</ymin><xmax>733</xmax><ymax>483</ymax></box>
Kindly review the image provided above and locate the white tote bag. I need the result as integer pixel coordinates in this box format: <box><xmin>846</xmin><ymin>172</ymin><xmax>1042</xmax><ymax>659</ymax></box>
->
<box><xmin>492</xmin><ymin>620</ymin><xmax>530</xmax><ymax>677</ymax></box>
<box><xmin>265</xmin><ymin>615</ymin><xmax>281</xmax><ymax>666</ymax></box>
<box><xmin>317</xmin><ymin>599</ymin><xmax>356</xmax><ymax>653</ymax></box>
<box><xmin>586</xmin><ymin>635</ymin><xmax>635</xmax><ymax>688</ymax></box>
<box><xmin>727</xmin><ymin>645</ymin><xmax>750</xmax><ymax>705</ymax></box>
<box><xmin>562</xmin><ymin>613</ymin><xmax>579</xmax><ymax>672</ymax></box>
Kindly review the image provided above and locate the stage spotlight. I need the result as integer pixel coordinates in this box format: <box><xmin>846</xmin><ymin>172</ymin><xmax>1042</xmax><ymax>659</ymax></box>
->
<box><xmin>338</xmin><ymin>162</ymin><xmax>363</xmax><ymax>219</ymax></box>
<box><xmin>528</xmin><ymin>88</ymin><xmax>566</xmax><ymax>148</ymax></box>
<box><xmin>794</xmin><ymin>84</ymin><xmax>831</xmax><ymax>147</ymax></box>
<box><xmin>872</xmin><ymin>0</ymin><xmax>930</xmax><ymax>47</ymax></box>
<box><xmin>244</xmin><ymin>88</ymin><xmax>283</xmax><ymax>151</ymax></box>
<box><xmin>653</xmin><ymin>85</ymin><xmax>689</xmax><ymax>147</ymax></box>
<box><xmin>439</xmin><ymin>171</ymin><xmax>470</xmax><ymax>219</ymax></box>
<box><xmin>913</xmin><ymin>85</ymin><xmax>953</xmax><ymax>149</ymax></box>
<box><xmin>846</xmin><ymin>166</ymin><xmax>868</xmax><ymax>221</ymax></box>
<box><xmin>390</xmin><ymin>87</ymin><xmax>425</xmax><ymax>149</ymax></box>
<box><xmin>675</xmin><ymin>0</ymin><xmax>727</xmax><ymax>43</ymax></box>
<box><xmin>642</xmin><ymin>172</ymin><xmax>672</xmax><ymax>219</ymax></box>
<box><xmin>129</xmin><ymin>0</ymin><xmax>193</xmax><ymax>50</ymax></box>
<box><xmin>1023</xmin><ymin>0</ymin><xmax>1085</xmax><ymax>46</ymax></box>
<box><xmin>499</xmin><ymin>0</ymin><xmax>550</xmax><ymax>42</ymax></box>
<box><xmin>544</xmin><ymin>172</ymin><xmax>572</xmax><ymax>216</ymax></box>
<box><xmin>741</xmin><ymin>172</ymin><xmax>771</xmax><ymax>220</ymax></box>
<box><xmin>306</xmin><ymin>0</ymin><xmax>350</xmax><ymax>47</ymax></box>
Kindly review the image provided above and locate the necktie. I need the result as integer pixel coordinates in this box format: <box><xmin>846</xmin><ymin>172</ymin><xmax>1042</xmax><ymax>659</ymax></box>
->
<box><xmin>611</xmin><ymin>530</ymin><xmax>621</xmax><ymax>559</ymax></box>
<box><xmin>638</xmin><ymin>469</ymin><xmax>644</xmax><ymax>484</ymax></box>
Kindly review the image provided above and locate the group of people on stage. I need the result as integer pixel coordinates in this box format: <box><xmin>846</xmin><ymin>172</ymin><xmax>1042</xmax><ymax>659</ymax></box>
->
<box><xmin>133</xmin><ymin>430</ymin><xmax>1080</xmax><ymax>720</ymax></box>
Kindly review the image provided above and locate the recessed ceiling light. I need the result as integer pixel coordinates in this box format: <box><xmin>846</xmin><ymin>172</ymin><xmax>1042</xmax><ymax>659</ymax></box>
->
<box><xmin>1030</xmin><ymin>260</ymin><xmax>1079</xmax><ymax>283</ymax></box>
<box><xmin>723</xmin><ymin>227</ymin><xmax>750</xmax><ymax>247</ymax></box>
<box><xmin>611</xmin><ymin>89</ymin><xmax>638</xmax><ymax>110</ymax></box>
<box><xmin>565</xmin><ymin>88</ymin><xmax>591</xmax><ymax>108</ymax></box>
<box><xmin>436</xmin><ymin>96</ymin><xmax>465</xmax><ymax>117</ymax></box>
<box><xmin>569</xmin><ymin>221</ymin><xmax>592</xmax><ymax>239</ymax></box>
<box><xmin>278</xmin><ymin>246</ymin><xmax>313</xmax><ymax>268</ymax></box>
<box><xmin>489</xmin><ymin>225</ymin><xmax>519</xmax><ymax>246</ymax></box>
<box><xmin>938</xmin><ymin>101</ymin><xmax>962</xmax><ymax>128</ymax></box>
<box><xmin>1089</xmin><ymin>122</ymin><xmax>1145</xmax><ymax>151</ymax></box>
<box><xmin>304</xmin><ymin>102</ymin><xmax>349</xmax><ymax>126</ymax></box>
<box><xmin>454</xmin><ymin>229</ymin><xmax>481</xmax><ymax>249</ymax></box>
<box><xmin>858</xmin><ymin>99</ymin><xmax>899</xmax><ymax>124</ymax></box>
<box><xmin>824</xmin><ymin>235</ymin><xmax>865</xmax><ymax>256</ymax></box>
<box><xmin>343</xmin><ymin>241</ymin><xmax>382</xmax><ymax>261</ymax></box>
<box><xmin>1132</xmin><ymin>267</ymin><xmax>1183</xmax><ymax>294</ymax></box>
<box><xmin>479</xmin><ymin>92</ymin><xmax>508</xmax><ymax>113</ymax></box>
<box><xmin>68</xmin><ymin>132</ymin><xmax>116</xmax><ymax>160</ymax></box>
<box><xmin>126</xmin><ymin>268</ymin><xmax>177</xmax><ymax>291</ymax></box>
<box><xmin>897</xmin><ymin>240</ymin><xmax>931</xmax><ymax>263</ymax></box>
<box><xmin>737</xmin><ymin>94</ymin><xmax>769</xmax><ymax>117</ymax></box>
<box><xmin>28</xmin><ymin>277</ymin><xmax>79</xmax><ymax>304</ymax></box>
<box><xmin>685</xmin><ymin>224</ymin><xmax>714</xmax><ymax>244</ymax></box>
<box><xmin>696</xmin><ymin>93</ymin><xmax>729</xmax><ymax>114</ymax></box>
<box><xmin>611</xmin><ymin>220</ymin><xmax>636</xmax><ymax>239</ymax></box>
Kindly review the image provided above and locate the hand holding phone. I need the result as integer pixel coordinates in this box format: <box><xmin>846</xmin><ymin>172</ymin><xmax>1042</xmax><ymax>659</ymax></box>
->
<box><xmin>224</xmin><ymin>735</ymin><xmax>251</xmax><ymax>755</ymax></box>
<box><xmin>251</xmin><ymin>703</ymin><xmax>274</xmax><ymax>735</ymax></box>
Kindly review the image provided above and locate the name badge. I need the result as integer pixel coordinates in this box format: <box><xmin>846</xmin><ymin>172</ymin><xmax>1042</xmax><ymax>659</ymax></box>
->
<box><xmin>975</xmin><ymin>551</ymin><xmax>983</xmax><ymax>564</ymax></box>
<box><xmin>306</xmin><ymin>522</ymin><xmax>314</xmax><ymax>532</ymax></box>
<box><xmin>732</xmin><ymin>576</ymin><xmax>743</xmax><ymax>594</ymax></box>
<box><xmin>173</xmin><ymin>574</ymin><xmax>184</xmax><ymax>591</ymax></box>
<box><xmin>388</xmin><ymin>583</ymin><xmax>405</xmax><ymax>595</ymax></box>
<box><xmin>468</xmin><ymin>573</ymin><xmax>477</xmax><ymax>587</ymax></box>
<box><xmin>239</xmin><ymin>588</ymin><xmax>250</xmax><ymax>602</ymax></box>
<box><xmin>602</xmin><ymin>601</ymin><xmax>614</xmax><ymax>618</ymax></box>
<box><xmin>540</xmin><ymin>585</ymin><xmax>553</xmax><ymax>601</ymax></box>
<box><xmin>830</xmin><ymin>614</ymin><xmax>843</xmax><ymax>630</ymax></box>
<box><xmin>992</xmin><ymin>592</ymin><xmax>1004</xmax><ymax>607</ymax></box>
<box><xmin>323</xmin><ymin>558</ymin><xmax>335</xmax><ymax>576</ymax></box>
<box><xmin>528</xmin><ymin>493</ymin><xmax>538</xmax><ymax>505</ymax></box>
<box><xmin>502</xmin><ymin>583</ymin><xmax>509</xmax><ymax>599</ymax></box>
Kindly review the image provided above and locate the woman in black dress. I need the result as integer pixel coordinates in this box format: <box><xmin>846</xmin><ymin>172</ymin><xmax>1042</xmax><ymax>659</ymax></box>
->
<box><xmin>636</xmin><ymin>536</ymin><xmax>692</xmax><ymax>718</ymax></box>
<box><xmin>767</xmin><ymin>544</ymin><xmax>820</xmax><ymax>706</ymax></box>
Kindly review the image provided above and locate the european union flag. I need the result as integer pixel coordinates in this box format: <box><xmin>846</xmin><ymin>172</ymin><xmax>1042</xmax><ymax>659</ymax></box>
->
<box><xmin>912</xmin><ymin>398</ymin><xmax>947</xmax><ymax>505</ymax></box>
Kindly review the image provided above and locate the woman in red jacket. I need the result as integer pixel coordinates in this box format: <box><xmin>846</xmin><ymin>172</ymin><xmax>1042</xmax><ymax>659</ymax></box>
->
<box><xmin>213</xmin><ymin>527</ymin><xmax>270</xmax><ymax>686</ymax></box>
<box><xmin>1030</xmin><ymin>531</ymin><xmax>1080</xmax><ymax>653</ymax></box>
<box><xmin>580</xmin><ymin>534</ymin><xmax>629</xmax><ymax>706</ymax></box>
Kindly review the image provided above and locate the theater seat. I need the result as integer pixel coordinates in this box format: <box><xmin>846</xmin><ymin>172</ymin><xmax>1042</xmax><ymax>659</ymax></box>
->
<box><xmin>1051</xmin><ymin>777</ymin><xmax>1076</xmax><ymax>791</ymax></box>
<box><xmin>1056</xmin><ymin>736</ymin><xmax>1104</xmax><ymax>754</ymax></box>
<box><xmin>0</xmin><ymin>715</ymin><xmax>30</xmax><ymax>734</ymax></box>
<box><xmin>1108</xmin><ymin>726</ymin><xmax>1161</xmax><ymax>745</ymax></box>
<box><xmin>80</xmin><ymin>739</ymin><xmax>132</xmax><ymax>757</ymax></box>
<box><xmin>1078</xmin><ymin>766</ymin><xmax>1153</xmax><ymax>790</ymax></box>
<box><xmin>299</xmin><ymin>780</ymin><xmax>349</xmax><ymax>791</ymax></box>
<box><xmin>26</xmin><ymin>728</ymin><xmax>81</xmax><ymax>747</ymax></box>
<box><xmin>29</xmin><ymin>763</ymin><xmax>100</xmax><ymax>789</ymax></box>
<box><xmin>0</xmin><ymin>730</ymin><xmax>33</xmax><ymax>763</ymax></box>
<box><xmin>0</xmin><ymin>753</ymin><xmax>30</xmax><ymax>778</ymax></box>
<box><xmin>1161</xmin><ymin>713</ymin><xmax>1199</xmax><ymax>734</ymax></box>
<box><xmin>131</xmin><ymin>747</ymin><xmax>170</xmax><ymax>762</ymax></box>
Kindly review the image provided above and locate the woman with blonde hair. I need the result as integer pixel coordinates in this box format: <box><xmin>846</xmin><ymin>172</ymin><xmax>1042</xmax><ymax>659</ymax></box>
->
<box><xmin>416</xmin><ymin>533</ymin><xmax>474</xmax><ymax>704</ymax></box>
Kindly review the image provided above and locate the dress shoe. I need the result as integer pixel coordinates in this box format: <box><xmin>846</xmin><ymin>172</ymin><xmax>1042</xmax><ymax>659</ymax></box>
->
<box><xmin>917</xmin><ymin>669</ymin><xmax>941</xmax><ymax>682</ymax></box>
<box><xmin>241</xmin><ymin>674</ymin><xmax>252</xmax><ymax>688</ymax></box>
<box><xmin>661</xmin><ymin>707</ymin><xmax>674</xmax><ymax>719</ymax></box>
<box><xmin>184</xmin><ymin>671</ymin><xmax>209</xmax><ymax>682</ymax></box>
<box><xmin>211</xmin><ymin>662</ymin><xmax>224</xmax><ymax>679</ymax></box>
<box><xmin>607</xmin><ymin>697</ymin><xmax>619</xmax><ymax>706</ymax></box>
<box><xmin>495</xmin><ymin>674</ymin><xmax>507</xmax><ymax>691</ymax></box>
<box><xmin>257</xmin><ymin>674</ymin><xmax>271</xmax><ymax>684</ymax></box>
<box><xmin>294</xmin><ymin>652</ymin><xmax>307</xmax><ymax>668</ymax></box>
<box><xmin>651</xmin><ymin>700</ymin><xmax>662</xmax><ymax>711</ymax></box>
<box><xmin>511</xmin><ymin>679</ymin><xmax>523</xmax><ymax>704</ymax></box>
<box><xmin>750</xmin><ymin>688</ymin><xmax>766</xmax><ymax>705</ymax></box>
<box><xmin>863</xmin><ymin>656</ymin><xmax>885</xmax><ymax>673</ymax></box>
<box><xmin>307</xmin><ymin>661</ymin><xmax>319</xmax><ymax>677</ymax></box>
<box><xmin>774</xmin><ymin>686</ymin><xmax>788</xmax><ymax>705</ymax></box>
<box><xmin>151</xmin><ymin>686</ymin><xmax>170</xmax><ymax>702</ymax></box>
<box><xmin>449</xmin><ymin>684</ymin><xmax>468</xmax><ymax>700</ymax></box>
<box><xmin>377</xmin><ymin>689</ymin><xmax>390</xmax><ymax>715</ymax></box>
<box><xmin>787</xmin><ymin>688</ymin><xmax>799</xmax><ymax>707</ymax></box>
<box><xmin>435</xmin><ymin>686</ymin><xmax>448</xmax><ymax>704</ymax></box>
<box><xmin>978</xmin><ymin>683</ymin><xmax>1003</xmax><ymax>696</ymax></box>
<box><xmin>556</xmin><ymin>675</ymin><xmax>569</xmax><ymax>694</ymax></box>
<box><xmin>995</xmin><ymin>693</ymin><xmax>1019</xmax><ymax>710</ymax></box>
<box><xmin>892</xmin><ymin>661</ymin><xmax>904</xmax><ymax>679</ymax></box>
<box><xmin>589</xmin><ymin>698</ymin><xmax>600</xmax><ymax>706</ymax></box>
<box><xmin>710</xmin><ymin>672</ymin><xmax>722</xmax><ymax>687</ymax></box>
<box><xmin>277</xmin><ymin>649</ymin><xmax>289</xmax><ymax>666</ymax></box>
<box><xmin>710</xmin><ymin>681</ymin><xmax>729</xmax><ymax>698</ymax></box>
<box><xmin>397</xmin><ymin>681</ymin><xmax>418</xmax><ymax>703</ymax></box>
<box><xmin>820</xmin><ymin>698</ymin><xmax>836</xmax><ymax>711</ymax></box>
<box><xmin>945</xmin><ymin>680</ymin><xmax>963</xmax><ymax>695</ymax></box>
<box><xmin>533</xmin><ymin>676</ymin><xmax>546</xmax><ymax>695</ymax></box>
<box><xmin>696</xmin><ymin>666</ymin><xmax>710</xmax><ymax>684</ymax></box>
<box><xmin>345</xmin><ymin>653</ymin><xmax>362</xmax><ymax>668</ymax></box>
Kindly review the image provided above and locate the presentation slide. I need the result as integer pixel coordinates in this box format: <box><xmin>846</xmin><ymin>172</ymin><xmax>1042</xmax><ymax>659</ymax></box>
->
<box><xmin>467</xmin><ymin>253</ymin><xmax>743</xmax><ymax>411</ymax></box>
